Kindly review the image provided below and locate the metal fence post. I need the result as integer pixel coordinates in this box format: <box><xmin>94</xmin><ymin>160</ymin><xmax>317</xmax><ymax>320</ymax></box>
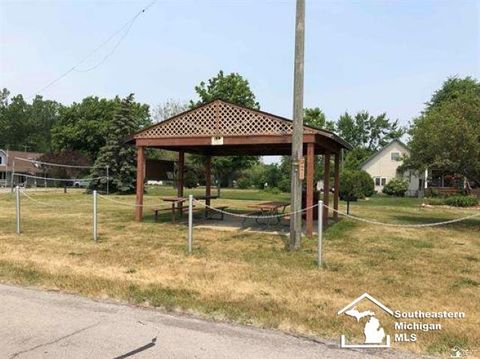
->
<box><xmin>93</xmin><ymin>190</ymin><xmax>98</xmax><ymax>241</ymax></box>
<box><xmin>16</xmin><ymin>185</ymin><xmax>21</xmax><ymax>234</ymax></box>
<box><xmin>318</xmin><ymin>200</ymin><xmax>323</xmax><ymax>268</ymax></box>
<box><xmin>188</xmin><ymin>194</ymin><xmax>193</xmax><ymax>253</ymax></box>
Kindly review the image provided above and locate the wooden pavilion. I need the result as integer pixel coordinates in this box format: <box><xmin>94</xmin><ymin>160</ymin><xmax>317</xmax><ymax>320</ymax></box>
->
<box><xmin>129</xmin><ymin>99</ymin><xmax>351</xmax><ymax>236</ymax></box>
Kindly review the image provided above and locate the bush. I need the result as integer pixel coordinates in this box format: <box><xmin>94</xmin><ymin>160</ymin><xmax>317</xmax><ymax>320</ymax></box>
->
<box><xmin>278</xmin><ymin>177</ymin><xmax>291</xmax><ymax>193</ymax></box>
<box><xmin>265</xmin><ymin>187</ymin><xmax>281</xmax><ymax>195</ymax></box>
<box><xmin>424</xmin><ymin>197</ymin><xmax>445</xmax><ymax>206</ymax></box>
<box><xmin>237</xmin><ymin>177</ymin><xmax>251</xmax><ymax>189</ymax></box>
<box><xmin>357</xmin><ymin>170</ymin><xmax>375</xmax><ymax>197</ymax></box>
<box><xmin>382</xmin><ymin>178</ymin><xmax>409</xmax><ymax>197</ymax></box>
<box><xmin>339</xmin><ymin>170</ymin><xmax>374</xmax><ymax>200</ymax></box>
<box><xmin>444</xmin><ymin>196</ymin><xmax>479</xmax><ymax>207</ymax></box>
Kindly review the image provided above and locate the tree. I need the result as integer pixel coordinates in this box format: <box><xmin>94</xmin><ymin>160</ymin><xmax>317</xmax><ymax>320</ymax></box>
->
<box><xmin>409</xmin><ymin>77</ymin><xmax>480</xmax><ymax>186</ymax></box>
<box><xmin>339</xmin><ymin>170</ymin><xmax>374</xmax><ymax>213</ymax></box>
<box><xmin>89</xmin><ymin>94</ymin><xmax>141</xmax><ymax>194</ymax></box>
<box><xmin>52</xmin><ymin>96</ymin><xmax>150</xmax><ymax>160</ymax></box>
<box><xmin>153</xmin><ymin>99</ymin><xmax>188</xmax><ymax>123</ymax></box>
<box><xmin>426</xmin><ymin>76</ymin><xmax>480</xmax><ymax>111</ymax></box>
<box><xmin>191</xmin><ymin>70</ymin><xmax>259</xmax><ymax>109</ymax></box>
<box><xmin>337</xmin><ymin>111</ymin><xmax>405</xmax><ymax>152</ymax></box>
<box><xmin>38</xmin><ymin>151</ymin><xmax>91</xmax><ymax>188</ymax></box>
<box><xmin>303</xmin><ymin>107</ymin><xmax>335</xmax><ymax>130</ymax></box>
<box><xmin>0</xmin><ymin>90</ymin><xmax>62</xmax><ymax>152</ymax></box>
<box><xmin>190</xmin><ymin>71</ymin><xmax>260</xmax><ymax>186</ymax></box>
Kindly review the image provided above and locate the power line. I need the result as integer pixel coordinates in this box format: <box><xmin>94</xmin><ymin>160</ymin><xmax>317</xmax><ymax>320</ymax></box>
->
<box><xmin>34</xmin><ymin>0</ymin><xmax>157</xmax><ymax>95</ymax></box>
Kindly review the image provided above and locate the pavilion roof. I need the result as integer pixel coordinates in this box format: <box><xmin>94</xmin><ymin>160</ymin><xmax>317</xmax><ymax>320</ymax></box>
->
<box><xmin>131</xmin><ymin>99</ymin><xmax>351</xmax><ymax>155</ymax></box>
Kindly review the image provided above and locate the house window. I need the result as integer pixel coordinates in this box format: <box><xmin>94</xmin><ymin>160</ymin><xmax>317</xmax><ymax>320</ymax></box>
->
<box><xmin>391</xmin><ymin>152</ymin><xmax>401</xmax><ymax>161</ymax></box>
<box><xmin>0</xmin><ymin>156</ymin><xmax>4</xmax><ymax>165</ymax></box>
<box><xmin>375</xmin><ymin>177</ymin><xmax>381</xmax><ymax>186</ymax></box>
<box><xmin>381</xmin><ymin>178</ymin><xmax>387</xmax><ymax>186</ymax></box>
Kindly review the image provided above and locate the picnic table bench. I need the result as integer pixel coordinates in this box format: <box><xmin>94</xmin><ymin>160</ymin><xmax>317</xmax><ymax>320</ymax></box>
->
<box><xmin>154</xmin><ymin>196</ymin><xmax>229</xmax><ymax>223</ymax></box>
<box><xmin>243</xmin><ymin>201</ymin><xmax>290</xmax><ymax>226</ymax></box>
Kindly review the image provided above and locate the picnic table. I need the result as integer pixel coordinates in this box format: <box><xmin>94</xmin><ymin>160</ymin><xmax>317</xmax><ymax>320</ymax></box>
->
<box><xmin>155</xmin><ymin>195</ymin><xmax>228</xmax><ymax>223</ymax></box>
<box><xmin>244</xmin><ymin>201</ymin><xmax>290</xmax><ymax>226</ymax></box>
<box><xmin>157</xmin><ymin>196</ymin><xmax>188</xmax><ymax>223</ymax></box>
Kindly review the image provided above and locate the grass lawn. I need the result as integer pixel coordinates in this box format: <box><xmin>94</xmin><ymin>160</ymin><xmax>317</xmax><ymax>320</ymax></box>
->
<box><xmin>0</xmin><ymin>188</ymin><xmax>478</xmax><ymax>357</ymax></box>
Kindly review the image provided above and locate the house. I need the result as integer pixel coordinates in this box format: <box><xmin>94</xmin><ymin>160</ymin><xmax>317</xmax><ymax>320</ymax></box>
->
<box><xmin>360</xmin><ymin>139</ymin><xmax>425</xmax><ymax>197</ymax></box>
<box><xmin>360</xmin><ymin>139</ymin><xmax>472</xmax><ymax>197</ymax></box>
<box><xmin>0</xmin><ymin>149</ymin><xmax>45</xmax><ymax>187</ymax></box>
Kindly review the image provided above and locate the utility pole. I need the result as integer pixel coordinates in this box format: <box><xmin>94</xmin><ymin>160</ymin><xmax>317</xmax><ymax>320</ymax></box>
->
<box><xmin>289</xmin><ymin>0</ymin><xmax>305</xmax><ymax>250</ymax></box>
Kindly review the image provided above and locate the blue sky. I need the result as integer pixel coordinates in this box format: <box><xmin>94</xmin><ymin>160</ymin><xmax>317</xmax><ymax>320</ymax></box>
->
<box><xmin>1</xmin><ymin>0</ymin><xmax>479</xmax><ymax>128</ymax></box>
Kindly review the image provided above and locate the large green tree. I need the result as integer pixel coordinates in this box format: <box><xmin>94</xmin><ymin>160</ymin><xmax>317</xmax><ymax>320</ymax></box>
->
<box><xmin>52</xmin><ymin>96</ymin><xmax>150</xmax><ymax>161</ymax></box>
<box><xmin>191</xmin><ymin>70</ymin><xmax>259</xmax><ymax>109</ymax></box>
<box><xmin>190</xmin><ymin>71</ymin><xmax>260</xmax><ymax>186</ymax></box>
<box><xmin>303</xmin><ymin>107</ymin><xmax>335</xmax><ymax>131</ymax></box>
<box><xmin>336</xmin><ymin>111</ymin><xmax>405</xmax><ymax>151</ymax></box>
<box><xmin>0</xmin><ymin>89</ymin><xmax>62</xmax><ymax>152</ymax></box>
<box><xmin>90</xmin><ymin>94</ymin><xmax>142</xmax><ymax>194</ymax></box>
<box><xmin>409</xmin><ymin>77</ymin><xmax>480</xmax><ymax>186</ymax></box>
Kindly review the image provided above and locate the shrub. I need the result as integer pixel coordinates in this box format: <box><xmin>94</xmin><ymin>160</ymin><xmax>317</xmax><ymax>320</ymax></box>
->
<box><xmin>357</xmin><ymin>170</ymin><xmax>375</xmax><ymax>197</ymax></box>
<box><xmin>339</xmin><ymin>170</ymin><xmax>374</xmax><ymax>200</ymax></box>
<box><xmin>237</xmin><ymin>177</ymin><xmax>251</xmax><ymax>189</ymax></box>
<box><xmin>444</xmin><ymin>196</ymin><xmax>478</xmax><ymax>207</ymax></box>
<box><xmin>424</xmin><ymin>198</ymin><xmax>445</xmax><ymax>206</ymax></box>
<box><xmin>278</xmin><ymin>177</ymin><xmax>291</xmax><ymax>193</ymax></box>
<box><xmin>265</xmin><ymin>187</ymin><xmax>281</xmax><ymax>195</ymax></box>
<box><xmin>382</xmin><ymin>178</ymin><xmax>409</xmax><ymax>197</ymax></box>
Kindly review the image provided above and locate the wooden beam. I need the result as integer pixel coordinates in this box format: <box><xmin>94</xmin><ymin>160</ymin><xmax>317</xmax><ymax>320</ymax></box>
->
<box><xmin>205</xmin><ymin>156</ymin><xmax>212</xmax><ymax>206</ymax></box>
<box><xmin>177</xmin><ymin>151</ymin><xmax>184</xmax><ymax>198</ymax></box>
<box><xmin>323</xmin><ymin>154</ymin><xmax>331</xmax><ymax>228</ymax></box>
<box><xmin>135</xmin><ymin>134</ymin><xmax>317</xmax><ymax>148</ymax></box>
<box><xmin>333</xmin><ymin>152</ymin><xmax>340</xmax><ymax>220</ymax></box>
<box><xmin>306</xmin><ymin>143</ymin><xmax>315</xmax><ymax>236</ymax></box>
<box><xmin>135</xmin><ymin>146</ymin><xmax>145</xmax><ymax>221</ymax></box>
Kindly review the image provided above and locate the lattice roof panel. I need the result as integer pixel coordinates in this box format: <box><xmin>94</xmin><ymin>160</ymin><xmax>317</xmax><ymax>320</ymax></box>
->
<box><xmin>135</xmin><ymin>100</ymin><xmax>318</xmax><ymax>139</ymax></box>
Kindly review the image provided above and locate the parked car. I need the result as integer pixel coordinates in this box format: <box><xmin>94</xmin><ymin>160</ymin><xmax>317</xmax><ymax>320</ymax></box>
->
<box><xmin>73</xmin><ymin>180</ymin><xmax>89</xmax><ymax>188</ymax></box>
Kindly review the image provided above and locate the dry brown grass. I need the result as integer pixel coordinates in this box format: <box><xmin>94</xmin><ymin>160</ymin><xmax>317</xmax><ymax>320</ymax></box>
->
<box><xmin>0</xmin><ymin>189</ymin><xmax>479</xmax><ymax>358</ymax></box>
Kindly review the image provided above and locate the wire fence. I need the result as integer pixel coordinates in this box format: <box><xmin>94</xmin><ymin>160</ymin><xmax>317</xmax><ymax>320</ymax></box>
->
<box><xmin>6</xmin><ymin>185</ymin><xmax>480</xmax><ymax>269</ymax></box>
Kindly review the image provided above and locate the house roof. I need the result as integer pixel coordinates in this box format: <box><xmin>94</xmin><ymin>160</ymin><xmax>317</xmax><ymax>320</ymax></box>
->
<box><xmin>360</xmin><ymin>139</ymin><xmax>409</xmax><ymax>169</ymax></box>
<box><xmin>0</xmin><ymin>150</ymin><xmax>45</xmax><ymax>173</ymax></box>
<box><xmin>129</xmin><ymin>99</ymin><xmax>352</xmax><ymax>156</ymax></box>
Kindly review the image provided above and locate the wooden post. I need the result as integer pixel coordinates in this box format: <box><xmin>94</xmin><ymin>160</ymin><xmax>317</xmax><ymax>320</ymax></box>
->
<box><xmin>205</xmin><ymin>156</ymin><xmax>212</xmax><ymax>206</ymax></box>
<box><xmin>306</xmin><ymin>143</ymin><xmax>314</xmax><ymax>236</ymax></box>
<box><xmin>289</xmin><ymin>0</ymin><xmax>306</xmax><ymax>250</ymax></box>
<box><xmin>135</xmin><ymin>146</ymin><xmax>145</xmax><ymax>221</ymax></box>
<box><xmin>323</xmin><ymin>154</ymin><xmax>331</xmax><ymax>228</ymax></box>
<box><xmin>333</xmin><ymin>152</ymin><xmax>340</xmax><ymax>220</ymax></box>
<box><xmin>178</xmin><ymin>151</ymin><xmax>184</xmax><ymax>198</ymax></box>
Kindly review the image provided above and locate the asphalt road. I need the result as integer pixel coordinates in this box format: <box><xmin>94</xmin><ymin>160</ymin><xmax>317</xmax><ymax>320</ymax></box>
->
<box><xmin>0</xmin><ymin>284</ymin><xmax>426</xmax><ymax>359</ymax></box>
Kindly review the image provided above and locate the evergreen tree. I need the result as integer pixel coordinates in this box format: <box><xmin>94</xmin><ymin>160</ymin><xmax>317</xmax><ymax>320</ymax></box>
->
<box><xmin>90</xmin><ymin>94</ymin><xmax>139</xmax><ymax>194</ymax></box>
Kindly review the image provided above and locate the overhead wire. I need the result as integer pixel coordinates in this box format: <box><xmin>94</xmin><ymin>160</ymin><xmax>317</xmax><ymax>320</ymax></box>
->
<box><xmin>34</xmin><ymin>0</ymin><xmax>158</xmax><ymax>94</ymax></box>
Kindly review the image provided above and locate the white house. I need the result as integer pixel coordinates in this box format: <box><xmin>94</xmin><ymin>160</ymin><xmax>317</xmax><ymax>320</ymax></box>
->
<box><xmin>361</xmin><ymin>140</ymin><xmax>426</xmax><ymax>197</ymax></box>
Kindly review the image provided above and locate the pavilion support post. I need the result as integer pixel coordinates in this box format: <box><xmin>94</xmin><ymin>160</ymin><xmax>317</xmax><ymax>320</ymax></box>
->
<box><xmin>177</xmin><ymin>151</ymin><xmax>185</xmax><ymax>214</ymax></box>
<box><xmin>178</xmin><ymin>151</ymin><xmax>185</xmax><ymax>198</ymax></box>
<box><xmin>135</xmin><ymin>146</ymin><xmax>145</xmax><ymax>221</ymax></box>
<box><xmin>322</xmin><ymin>154</ymin><xmax>331</xmax><ymax>228</ymax></box>
<box><xmin>205</xmin><ymin>156</ymin><xmax>212</xmax><ymax>207</ymax></box>
<box><xmin>333</xmin><ymin>152</ymin><xmax>340</xmax><ymax>220</ymax></box>
<box><xmin>306</xmin><ymin>143</ymin><xmax>315</xmax><ymax>237</ymax></box>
